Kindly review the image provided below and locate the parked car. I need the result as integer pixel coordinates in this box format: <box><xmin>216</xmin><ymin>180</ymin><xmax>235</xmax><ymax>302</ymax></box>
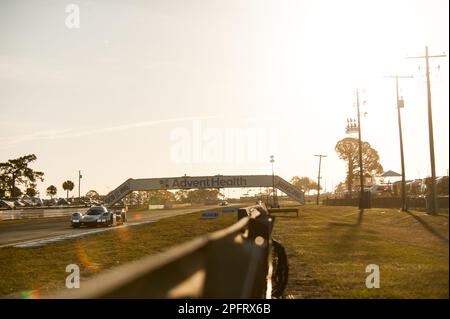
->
<box><xmin>370</xmin><ymin>184</ymin><xmax>392</xmax><ymax>197</ymax></box>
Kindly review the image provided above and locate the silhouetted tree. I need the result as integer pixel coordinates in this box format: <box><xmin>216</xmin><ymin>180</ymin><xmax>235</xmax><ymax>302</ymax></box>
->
<box><xmin>62</xmin><ymin>180</ymin><xmax>75</xmax><ymax>201</ymax></box>
<box><xmin>85</xmin><ymin>190</ymin><xmax>100</xmax><ymax>200</ymax></box>
<box><xmin>12</xmin><ymin>187</ymin><xmax>22</xmax><ymax>197</ymax></box>
<box><xmin>0</xmin><ymin>175</ymin><xmax>9</xmax><ymax>198</ymax></box>
<box><xmin>26</xmin><ymin>187</ymin><xmax>37</xmax><ymax>197</ymax></box>
<box><xmin>186</xmin><ymin>189</ymin><xmax>222</xmax><ymax>203</ymax></box>
<box><xmin>175</xmin><ymin>189</ymin><xmax>189</xmax><ymax>203</ymax></box>
<box><xmin>147</xmin><ymin>190</ymin><xmax>176</xmax><ymax>205</ymax></box>
<box><xmin>437</xmin><ymin>176</ymin><xmax>449</xmax><ymax>196</ymax></box>
<box><xmin>290</xmin><ymin>176</ymin><xmax>320</xmax><ymax>195</ymax></box>
<box><xmin>46</xmin><ymin>185</ymin><xmax>57</xmax><ymax>199</ymax></box>
<box><xmin>335</xmin><ymin>137</ymin><xmax>383</xmax><ymax>193</ymax></box>
<box><xmin>0</xmin><ymin>154</ymin><xmax>44</xmax><ymax>197</ymax></box>
<box><xmin>334</xmin><ymin>182</ymin><xmax>347</xmax><ymax>194</ymax></box>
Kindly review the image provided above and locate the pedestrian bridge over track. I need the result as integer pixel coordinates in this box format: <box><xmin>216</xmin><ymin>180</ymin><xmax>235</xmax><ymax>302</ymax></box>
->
<box><xmin>104</xmin><ymin>175</ymin><xmax>305</xmax><ymax>206</ymax></box>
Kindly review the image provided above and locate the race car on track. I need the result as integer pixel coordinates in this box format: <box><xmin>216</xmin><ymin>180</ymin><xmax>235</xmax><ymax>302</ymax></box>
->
<box><xmin>70</xmin><ymin>205</ymin><xmax>127</xmax><ymax>228</ymax></box>
<box><xmin>219</xmin><ymin>200</ymin><xmax>229</xmax><ymax>206</ymax></box>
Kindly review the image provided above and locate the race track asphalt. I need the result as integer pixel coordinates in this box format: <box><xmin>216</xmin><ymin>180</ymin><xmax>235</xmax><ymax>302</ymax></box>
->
<box><xmin>0</xmin><ymin>206</ymin><xmax>223</xmax><ymax>247</ymax></box>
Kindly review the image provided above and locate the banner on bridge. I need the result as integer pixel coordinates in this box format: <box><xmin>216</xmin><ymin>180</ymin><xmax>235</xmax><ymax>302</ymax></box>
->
<box><xmin>104</xmin><ymin>175</ymin><xmax>305</xmax><ymax>206</ymax></box>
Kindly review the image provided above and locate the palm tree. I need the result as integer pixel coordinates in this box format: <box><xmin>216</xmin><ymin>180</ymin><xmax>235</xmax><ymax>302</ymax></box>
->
<box><xmin>46</xmin><ymin>185</ymin><xmax>57</xmax><ymax>199</ymax></box>
<box><xmin>62</xmin><ymin>180</ymin><xmax>75</xmax><ymax>201</ymax></box>
<box><xmin>86</xmin><ymin>190</ymin><xmax>100</xmax><ymax>200</ymax></box>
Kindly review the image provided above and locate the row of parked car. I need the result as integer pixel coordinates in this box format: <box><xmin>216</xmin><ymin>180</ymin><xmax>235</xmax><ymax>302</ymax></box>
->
<box><xmin>0</xmin><ymin>196</ymin><xmax>101</xmax><ymax>210</ymax></box>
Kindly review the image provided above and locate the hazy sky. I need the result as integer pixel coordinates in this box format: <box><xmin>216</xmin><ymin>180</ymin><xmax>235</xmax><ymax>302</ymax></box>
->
<box><xmin>0</xmin><ymin>0</ymin><xmax>448</xmax><ymax>198</ymax></box>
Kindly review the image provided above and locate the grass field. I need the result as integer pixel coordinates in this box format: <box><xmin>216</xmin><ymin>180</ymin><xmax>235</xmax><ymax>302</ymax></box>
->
<box><xmin>1</xmin><ymin>205</ymin><xmax>448</xmax><ymax>299</ymax></box>
<box><xmin>0</xmin><ymin>209</ymin><xmax>236</xmax><ymax>298</ymax></box>
<box><xmin>272</xmin><ymin>205</ymin><xmax>449</xmax><ymax>299</ymax></box>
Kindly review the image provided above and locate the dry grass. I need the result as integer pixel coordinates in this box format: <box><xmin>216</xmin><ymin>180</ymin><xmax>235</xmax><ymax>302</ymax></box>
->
<box><xmin>2</xmin><ymin>205</ymin><xmax>447</xmax><ymax>299</ymax></box>
<box><xmin>272</xmin><ymin>205</ymin><xmax>449</xmax><ymax>299</ymax></box>
<box><xmin>0</xmin><ymin>209</ymin><xmax>235</xmax><ymax>298</ymax></box>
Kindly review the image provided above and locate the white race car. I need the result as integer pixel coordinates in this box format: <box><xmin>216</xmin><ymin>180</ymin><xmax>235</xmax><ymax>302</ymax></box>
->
<box><xmin>70</xmin><ymin>206</ymin><xmax>127</xmax><ymax>228</ymax></box>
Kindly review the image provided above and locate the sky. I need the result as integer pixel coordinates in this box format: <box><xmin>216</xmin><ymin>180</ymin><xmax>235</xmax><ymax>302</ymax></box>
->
<box><xmin>0</xmin><ymin>0</ymin><xmax>448</xmax><ymax>198</ymax></box>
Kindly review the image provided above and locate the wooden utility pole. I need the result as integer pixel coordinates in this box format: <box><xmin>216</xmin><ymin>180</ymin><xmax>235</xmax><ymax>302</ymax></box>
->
<box><xmin>383</xmin><ymin>75</ymin><xmax>413</xmax><ymax>211</ymax></box>
<box><xmin>408</xmin><ymin>47</ymin><xmax>446</xmax><ymax>215</ymax></box>
<box><xmin>345</xmin><ymin>89</ymin><xmax>365</xmax><ymax>223</ymax></box>
<box><xmin>314</xmin><ymin>154</ymin><xmax>327</xmax><ymax>205</ymax></box>
<box><xmin>356</xmin><ymin>90</ymin><xmax>364</xmax><ymax>218</ymax></box>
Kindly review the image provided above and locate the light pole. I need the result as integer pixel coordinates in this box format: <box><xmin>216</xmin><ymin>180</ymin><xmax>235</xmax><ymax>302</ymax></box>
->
<box><xmin>314</xmin><ymin>154</ymin><xmax>327</xmax><ymax>205</ymax></box>
<box><xmin>270</xmin><ymin>155</ymin><xmax>278</xmax><ymax>208</ymax></box>
<box><xmin>383</xmin><ymin>75</ymin><xmax>413</xmax><ymax>212</ymax></box>
<box><xmin>78</xmin><ymin>170</ymin><xmax>82</xmax><ymax>199</ymax></box>
<box><xmin>356</xmin><ymin>90</ymin><xmax>364</xmax><ymax>216</ymax></box>
<box><xmin>345</xmin><ymin>89</ymin><xmax>365</xmax><ymax>223</ymax></box>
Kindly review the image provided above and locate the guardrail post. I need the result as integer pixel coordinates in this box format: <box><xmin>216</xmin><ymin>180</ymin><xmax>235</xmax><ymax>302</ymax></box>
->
<box><xmin>237</xmin><ymin>208</ymin><xmax>248</xmax><ymax>220</ymax></box>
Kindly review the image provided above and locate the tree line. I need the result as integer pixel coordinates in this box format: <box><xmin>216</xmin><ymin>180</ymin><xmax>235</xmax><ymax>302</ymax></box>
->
<box><xmin>289</xmin><ymin>137</ymin><xmax>383</xmax><ymax>196</ymax></box>
<box><xmin>2</xmin><ymin>140</ymin><xmax>384</xmax><ymax>203</ymax></box>
<box><xmin>0</xmin><ymin>154</ymin><xmax>79</xmax><ymax>200</ymax></box>
<box><xmin>123</xmin><ymin>189</ymin><xmax>223</xmax><ymax>206</ymax></box>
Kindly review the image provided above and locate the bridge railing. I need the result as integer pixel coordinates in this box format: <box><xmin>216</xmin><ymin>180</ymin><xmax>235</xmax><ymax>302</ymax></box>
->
<box><xmin>53</xmin><ymin>204</ymin><xmax>283</xmax><ymax>299</ymax></box>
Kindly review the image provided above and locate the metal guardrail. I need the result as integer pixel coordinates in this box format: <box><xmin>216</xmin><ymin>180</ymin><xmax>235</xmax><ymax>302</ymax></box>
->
<box><xmin>322</xmin><ymin>196</ymin><xmax>449</xmax><ymax>209</ymax></box>
<box><xmin>0</xmin><ymin>207</ymin><xmax>89</xmax><ymax>220</ymax></box>
<box><xmin>268</xmin><ymin>208</ymin><xmax>299</xmax><ymax>217</ymax></box>
<box><xmin>53</xmin><ymin>204</ymin><xmax>286</xmax><ymax>299</ymax></box>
